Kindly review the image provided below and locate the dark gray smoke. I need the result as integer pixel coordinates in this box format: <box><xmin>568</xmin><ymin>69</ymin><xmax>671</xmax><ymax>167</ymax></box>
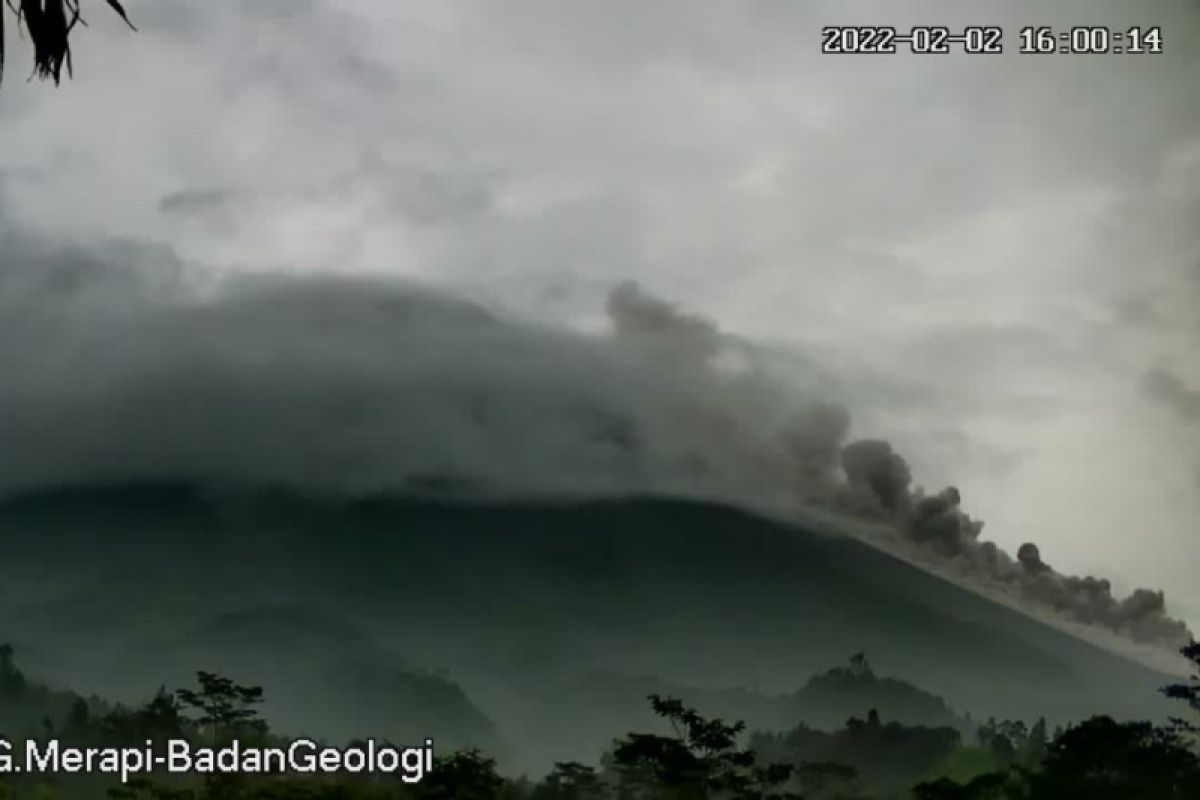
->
<box><xmin>0</xmin><ymin>225</ymin><xmax>837</xmax><ymax>509</ymax></box>
<box><xmin>0</xmin><ymin>220</ymin><xmax>1190</xmax><ymax>650</ymax></box>
<box><xmin>837</xmin><ymin>440</ymin><xmax>1192</xmax><ymax>648</ymax></box>
<box><xmin>842</xmin><ymin>440</ymin><xmax>913</xmax><ymax>515</ymax></box>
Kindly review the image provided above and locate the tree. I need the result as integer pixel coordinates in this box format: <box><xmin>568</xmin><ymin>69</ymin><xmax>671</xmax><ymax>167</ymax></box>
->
<box><xmin>416</xmin><ymin>749</ymin><xmax>507</xmax><ymax>800</ymax></box>
<box><xmin>106</xmin><ymin>776</ymin><xmax>195</xmax><ymax>800</ymax></box>
<box><xmin>1025</xmin><ymin>718</ymin><xmax>1048</xmax><ymax>763</ymax></box>
<box><xmin>976</xmin><ymin>718</ymin><xmax>1029</xmax><ymax>766</ymax></box>
<box><xmin>532</xmin><ymin>762</ymin><xmax>609</xmax><ymax>800</ymax></box>
<box><xmin>62</xmin><ymin>695</ymin><xmax>90</xmax><ymax>734</ymax></box>
<box><xmin>1023</xmin><ymin>716</ymin><xmax>1199</xmax><ymax>799</ymax></box>
<box><xmin>911</xmin><ymin>773</ymin><xmax>1010</xmax><ymax>800</ymax></box>
<box><xmin>0</xmin><ymin>644</ymin><xmax>26</xmax><ymax>697</ymax></box>
<box><xmin>1160</xmin><ymin>639</ymin><xmax>1200</xmax><ymax>739</ymax></box>
<box><xmin>848</xmin><ymin>652</ymin><xmax>871</xmax><ymax>679</ymax></box>
<box><xmin>175</xmin><ymin>671</ymin><xmax>266</xmax><ymax>745</ymax></box>
<box><xmin>104</xmin><ymin>687</ymin><xmax>187</xmax><ymax>745</ymax></box>
<box><xmin>173</xmin><ymin>673</ymin><xmax>267</xmax><ymax>800</ymax></box>
<box><xmin>1</xmin><ymin>0</ymin><xmax>136</xmax><ymax>87</ymax></box>
<box><xmin>610</xmin><ymin>695</ymin><xmax>799</xmax><ymax>799</ymax></box>
<box><xmin>793</xmin><ymin>761</ymin><xmax>858</xmax><ymax>798</ymax></box>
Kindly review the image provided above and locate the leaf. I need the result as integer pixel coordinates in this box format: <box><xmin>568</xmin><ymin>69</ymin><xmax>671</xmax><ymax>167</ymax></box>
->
<box><xmin>104</xmin><ymin>0</ymin><xmax>136</xmax><ymax>31</ymax></box>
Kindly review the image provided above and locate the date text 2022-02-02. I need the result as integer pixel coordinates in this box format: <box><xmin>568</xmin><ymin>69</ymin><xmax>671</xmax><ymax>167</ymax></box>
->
<box><xmin>821</xmin><ymin>25</ymin><xmax>1164</xmax><ymax>55</ymax></box>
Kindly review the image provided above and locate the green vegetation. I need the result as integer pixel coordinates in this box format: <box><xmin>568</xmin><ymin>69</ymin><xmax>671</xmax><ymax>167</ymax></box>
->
<box><xmin>0</xmin><ymin>644</ymin><xmax>1195</xmax><ymax>799</ymax></box>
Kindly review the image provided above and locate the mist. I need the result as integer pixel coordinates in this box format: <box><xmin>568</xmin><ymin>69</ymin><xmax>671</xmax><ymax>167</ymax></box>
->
<box><xmin>0</xmin><ymin>216</ymin><xmax>1191</xmax><ymax>652</ymax></box>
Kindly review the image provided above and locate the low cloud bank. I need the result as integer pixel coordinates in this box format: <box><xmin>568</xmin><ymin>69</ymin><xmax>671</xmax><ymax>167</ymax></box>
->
<box><xmin>0</xmin><ymin>232</ymin><xmax>827</xmax><ymax>508</ymax></box>
<box><xmin>0</xmin><ymin>227</ymin><xmax>1190</xmax><ymax>648</ymax></box>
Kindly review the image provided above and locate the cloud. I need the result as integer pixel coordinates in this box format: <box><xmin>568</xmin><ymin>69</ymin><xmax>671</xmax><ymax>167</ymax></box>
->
<box><xmin>1144</xmin><ymin>368</ymin><xmax>1200</xmax><ymax>424</ymax></box>
<box><xmin>1</xmin><ymin>0</ymin><xmax>1198</xmax><ymax>637</ymax></box>
<box><xmin>0</xmin><ymin>222</ymin><xmax>835</xmax><ymax>510</ymax></box>
<box><xmin>159</xmin><ymin>188</ymin><xmax>233</xmax><ymax>216</ymax></box>
<box><xmin>0</xmin><ymin>214</ymin><xmax>1190</xmax><ymax>649</ymax></box>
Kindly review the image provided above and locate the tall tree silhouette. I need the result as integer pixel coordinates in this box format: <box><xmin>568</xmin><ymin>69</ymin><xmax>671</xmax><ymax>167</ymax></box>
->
<box><xmin>1</xmin><ymin>0</ymin><xmax>135</xmax><ymax>87</ymax></box>
<box><xmin>175</xmin><ymin>670</ymin><xmax>266</xmax><ymax>745</ymax></box>
<box><xmin>1161</xmin><ymin>639</ymin><xmax>1199</xmax><ymax>737</ymax></box>
<box><xmin>611</xmin><ymin>694</ymin><xmax>800</xmax><ymax>799</ymax></box>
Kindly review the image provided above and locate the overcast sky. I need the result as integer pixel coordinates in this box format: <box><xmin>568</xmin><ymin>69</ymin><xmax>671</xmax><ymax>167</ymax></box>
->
<box><xmin>0</xmin><ymin>0</ymin><xmax>1198</xmax><ymax>624</ymax></box>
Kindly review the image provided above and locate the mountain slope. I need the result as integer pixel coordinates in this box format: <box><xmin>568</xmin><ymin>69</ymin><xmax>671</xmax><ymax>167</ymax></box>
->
<box><xmin>0</xmin><ymin>485</ymin><xmax>1180</xmax><ymax>769</ymax></box>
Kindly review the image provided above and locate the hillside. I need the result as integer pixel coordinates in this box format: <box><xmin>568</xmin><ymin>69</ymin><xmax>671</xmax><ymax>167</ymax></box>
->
<box><xmin>0</xmin><ymin>485</ymin><xmax>1180</xmax><ymax>770</ymax></box>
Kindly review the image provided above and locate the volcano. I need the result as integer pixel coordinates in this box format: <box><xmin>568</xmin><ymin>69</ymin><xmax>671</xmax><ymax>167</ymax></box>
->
<box><xmin>0</xmin><ymin>484</ymin><xmax>1179</xmax><ymax>770</ymax></box>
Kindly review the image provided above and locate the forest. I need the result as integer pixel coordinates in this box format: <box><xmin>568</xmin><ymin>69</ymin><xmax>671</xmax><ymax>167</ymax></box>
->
<box><xmin>0</xmin><ymin>641</ymin><xmax>1196</xmax><ymax>800</ymax></box>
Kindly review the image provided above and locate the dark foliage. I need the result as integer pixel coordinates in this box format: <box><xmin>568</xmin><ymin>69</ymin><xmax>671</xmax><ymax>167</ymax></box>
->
<box><xmin>911</xmin><ymin>773</ymin><xmax>1011</xmax><ymax>800</ymax></box>
<box><xmin>1023</xmin><ymin>716</ymin><xmax>1199</xmax><ymax>799</ymax></box>
<box><xmin>0</xmin><ymin>0</ymin><xmax>135</xmax><ymax>87</ymax></box>
<box><xmin>609</xmin><ymin>694</ymin><xmax>800</xmax><ymax>799</ymax></box>
<box><xmin>176</xmin><ymin>670</ymin><xmax>268</xmax><ymax>743</ymax></box>
<box><xmin>752</xmin><ymin>709</ymin><xmax>960</xmax><ymax>790</ymax></box>
<box><xmin>104</xmin><ymin>686</ymin><xmax>188</xmax><ymax>746</ymax></box>
<box><xmin>531</xmin><ymin>762</ymin><xmax>610</xmax><ymax>799</ymax></box>
<box><xmin>1161</xmin><ymin>639</ymin><xmax>1200</xmax><ymax>736</ymax></box>
<box><xmin>416</xmin><ymin>749</ymin><xmax>507</xmax><ymax>800</ymax></box>
<box><xmin>975</xmin><ymin>717</ymin><xmax>1047</xmax><ymax>766</ymax></box>
<box><xmin>1</xmin><ymin>645</ymin><xmax>1199</xmax><ymax>798</ymax></box>
<box><xmin>0</xmin><ymin>642</ymin><xmax>27</xmax><ymax>696</ymax></box>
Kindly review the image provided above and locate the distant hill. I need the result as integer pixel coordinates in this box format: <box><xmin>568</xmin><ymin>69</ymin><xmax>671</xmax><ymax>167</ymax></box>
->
<box><xmin>0</xmin><ymin>643</ymin><xmax>105</xmax><ymax>739</ymax></box>
<box><xmin>751</xmin><ymin>710</ymin><xmax>963</xmax><ymax>793</ymax></box>
<box><xmin>152</xmin><ymin>605</ymin><xmax>503</xmax><ymax>753</ymax></box>
<box><xmin>787</xmin><ymin>653</ymin><xmax>964</xmax><ymax>730</ymax></box>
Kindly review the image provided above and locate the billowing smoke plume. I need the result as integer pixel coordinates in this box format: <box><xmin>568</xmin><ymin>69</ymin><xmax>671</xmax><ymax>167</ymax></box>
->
<box><xmin>606</xmin><ymin>281</ymin><xmax>721</xmax><ymax>363</ymax></box>
<box><xmin>0</xmin><ymin>222</ymin><xmax>1190</xmax><ymax>650</ymax></box>
<box><xmin>0</xmin><ymin>228</ymin><xmax>844</xmax><ymax>511</ymax></box>
<box><xmin>836</xmin><ymin>439</ymin><xmax>1191</xmax><ymax>648</ymax></box>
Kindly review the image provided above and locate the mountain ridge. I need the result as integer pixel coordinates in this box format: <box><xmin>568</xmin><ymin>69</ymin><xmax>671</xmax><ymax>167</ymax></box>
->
<box><xmin>0</xmin><ymin>482</ymin><xmax>1182</xmax><ymax>768</ymax></box>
